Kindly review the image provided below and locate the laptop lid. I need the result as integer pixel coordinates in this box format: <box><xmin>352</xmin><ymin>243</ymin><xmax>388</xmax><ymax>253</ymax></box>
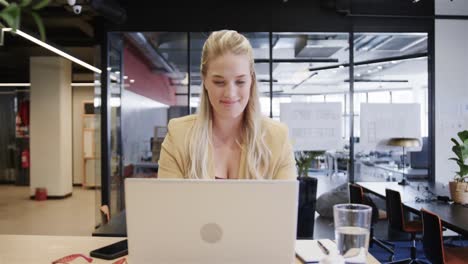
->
<box><xmin>125</xmin><ymin>178</ymin><xmax>299</xmax><ymax>264</ymax></box>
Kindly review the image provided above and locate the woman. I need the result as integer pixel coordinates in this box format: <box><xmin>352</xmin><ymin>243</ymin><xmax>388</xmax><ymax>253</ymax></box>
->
<box><xmin>158</xmin><ymin>30</ymin><xmax>296</xmax><ymax>180</ymax></box>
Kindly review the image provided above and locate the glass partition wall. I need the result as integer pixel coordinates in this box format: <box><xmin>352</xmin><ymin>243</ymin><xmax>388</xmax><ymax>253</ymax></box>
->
<box><xmin>271</xmin><ymin>32</ymin><xmax>351</xmax><ymax>195</ymax></box>
<box><xmin>94</xmin><ymin>32</ymin><xmax>125</xmax><ymax>224</ymax></box>
<box><xmin>95</xmin><ymin>31</ymin><xmax>429</xmax><ymax>219</ymax></box>
<box><xmin>352</xmin><ymin>33</ymin><xmax>429</xmax><ymax>183</ymax></box>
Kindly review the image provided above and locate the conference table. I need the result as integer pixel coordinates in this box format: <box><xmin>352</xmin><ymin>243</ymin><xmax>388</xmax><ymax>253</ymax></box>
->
<box><xmin>357</xmin><ymin>181</ymin><xmax>468</xmax><ymax>237</ymax></box>
<box><xmin>0</xmin><ymin>235</ymin><xmax>380</xmax><ymax>263</ymax></box>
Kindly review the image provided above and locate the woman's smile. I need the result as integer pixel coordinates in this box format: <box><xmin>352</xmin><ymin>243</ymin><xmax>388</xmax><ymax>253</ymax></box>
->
<box><xmin>220</xmin><ymin>99</ymin><xmax>240</xmax><ymax>106</ymax></box>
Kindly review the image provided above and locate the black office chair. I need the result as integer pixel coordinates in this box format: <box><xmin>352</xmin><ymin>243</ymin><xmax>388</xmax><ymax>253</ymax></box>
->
<box><xmin>421</xmin><ymin>209</ymin><xmax>468</xmax><ymax>264</ymax></box>
<box><xmin>297</xmin><ymin>176</ymin><xmax>318</xmax><ymax>239</ymax></box>
<box><xmin>386</xmin><ymin>188</ymin><xmax>424</xmax><ymax>264</ymax></box>
<box><xmin>349</xmin><ymin>184</ymin><xmax>395</xmax><ymax>261</ymax></box>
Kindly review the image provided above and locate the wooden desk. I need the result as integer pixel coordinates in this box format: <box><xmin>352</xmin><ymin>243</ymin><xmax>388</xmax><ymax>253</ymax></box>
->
<box><xmin>0</xmin><ymin>235</ymin><xmax>124</xmax><ymax>264</ymax></box>
<box><xmin>356</xmin><ymin>160</ymin><xmax>427</xmax><ymax>181</ymax></box>
<box><xmin>0</xmin><ymin>235</ymin><xmax>380</xmax><ymax>264</ymax></box>
<box><xmin>357</xmin><ymin>181</ymin><xmax>468</xmax><ymax>237</ymax></box>
<box><xmin>373</xmin><ymin>164</ymin><xmax>428</xmax><ymax>180</ymax></box>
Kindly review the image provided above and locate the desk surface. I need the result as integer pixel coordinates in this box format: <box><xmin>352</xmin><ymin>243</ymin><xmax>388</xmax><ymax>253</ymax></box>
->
<box><xmin>357</xmin><ymin>181</ymin><xmax>468</xmax><ymax>237</ymax></box>
<box><xmin>0</xmin><ymin>235</ymin><xmax>380</xmax><ymax>264</ymax></box>
<box><xmin>356</xmin><ymin>181</ymin><xmax>433</xmax><ymax>203</ymax></box>
<box><xmin>373</xmin><ymin>164</ymin><xmax>428</xmax><ymax>176</ymax></box>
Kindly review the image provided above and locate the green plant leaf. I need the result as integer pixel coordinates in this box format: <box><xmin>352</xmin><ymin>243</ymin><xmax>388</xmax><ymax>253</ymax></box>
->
<box><xmin>0</xmin><ymin>0</ymin><xmax>9</xmax><ymax>8</ymax></box>
<box><xmin>456</xmin><ymin>160</ymin><xmax>466</xmax><ymax>167</ymax></box>
<box><xmin>19</xmin><ymin>0</ymin><xmax>32</xmax><ymax>7</ymax></box>
<box><xmin>459</xmin><ymin>130</ymin><xmax>468</xmax><ymax>142</ymax></box>
<box><xmin>0</xmin><ymin>10</ymin><xmax>14</xmax><ymax>27</ymax></box>
<box><xmin>453</xmin><ymin>145</ymin><xmax>463</xmax><ymax>160</ymax></box>
<box><xmin>451</xmin><ymin>138</ymin><xmax>460</xmax><ymax>146</ymax></box>
<box><xmin>10</xmin><ymin>3</ymin><xmax>19</xmax><ymax>29</ymax></box>
<box><xmin>0</xmin><ymin>3</ymin><xmax>20</xmax><ymax>29</ymax></box>
<box><xmin>3</xmin><ymin>2</ymin><xmax>17</xmax><ymax>11</ymax></box>
<box><xmin>462</xmin><ymin>147</ymin><xmax>468</xmax><ymax>160</ymax></box>
<box><xmin>461</xmin><ymin>165</ymin><xmax>468</xmax><ymax>177</ymax></box>
<box><xmin>30</xmin><ymin>11</ymin><xmax>45</xmax><ymax>41</ymax></box>
<box><xmin>32</xmin><ymin>0</ymin><xmax>49</xmax><ymax>10</ymax></box>
<box><xmin>464</xmin><ymin>138</ymin><xmax>468</xmax><ymax>146</ymax></box>
<box><xmin>1</xmin><ymin>2</ymin><xmax>17</xmax><ymax>14</ymax></box>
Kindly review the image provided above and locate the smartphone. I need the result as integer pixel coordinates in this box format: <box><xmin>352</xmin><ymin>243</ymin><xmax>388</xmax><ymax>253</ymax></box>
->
<box><xmin>90</xmin><ymin>239</ymin><xmax>128</xmax><ymax>260</ymax></box>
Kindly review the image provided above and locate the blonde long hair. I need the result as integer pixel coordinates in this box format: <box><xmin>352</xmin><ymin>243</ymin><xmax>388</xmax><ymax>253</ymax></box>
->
<box><xmin>186</xmin><ymin>30</ymin><xmax>271</xmax><ymax>179</ymax></box>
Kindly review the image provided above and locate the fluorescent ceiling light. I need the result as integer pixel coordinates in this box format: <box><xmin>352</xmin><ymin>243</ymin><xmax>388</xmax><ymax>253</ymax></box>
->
<box><xmin>94</xmin><ymin>97</ymin><xmax>124</xmax><ymax>107</ymax></box>
<box><xmin>2</xmin><ymin>28</ymin><xmax>102</xmax><ymax>74</ymax></box>
<box><xmin>0</xmin><ymin>82</ymin><xmax>98</xmax><ymax>87</ymax></box>
<box><xmin>71</xmin><ymin>83</ymin><xmax>95</xmax><ymax>87</ymax></box>
<box><xmin>0</xmin><ymin>83</ymin><xmax>31</xmax><ymax>87</ymax></box>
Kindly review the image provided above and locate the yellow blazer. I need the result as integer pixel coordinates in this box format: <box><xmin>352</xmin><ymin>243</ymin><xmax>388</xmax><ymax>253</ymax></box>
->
<box><xmin>158</xmin><ymin>114</ymin><xmax>297</xmax><ymax>180</ymax></box>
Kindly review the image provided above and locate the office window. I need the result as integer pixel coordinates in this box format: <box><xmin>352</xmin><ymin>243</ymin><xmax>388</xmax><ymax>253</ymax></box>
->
<box><xmin>307</xmin><ymin>95</ymin><xmax>325</xmax><ymax>102</ymax></box>
<box><xmin>97</xmin><ymin>31</ymin><xmax>431</xmax><ymax>213</ymax></box>
<box><xmin>392</xmin><ymin>90</ymin><xmax>413</xmax><ymax>103</ymax></box>
<box><xmin>272</xmin><ymin>32</ymin><xmax>351</xmax><ymax>181</ymax></box>
<box><xmin>272</xmin><ymin>97</ymin><xmax>291</xmax><ymax>119</ymax></box>
<box><xmin>368</xmin><ymin>91</ymin><xmax>391</xmax><ymax>103</ymax></box>
<box><xmin>352</xmin><ymin>33</ymin><xmax>429</xmax><ymax>183</ymax></box>
<box><xmin>325</xmin><ymin>94</ymin><xmax>346</xmax><ymax>138</ymax></box>
<box><xmin>352</xmin><ymin>93</ymin><xmax>367</xmax><ymax>115</ymax></box>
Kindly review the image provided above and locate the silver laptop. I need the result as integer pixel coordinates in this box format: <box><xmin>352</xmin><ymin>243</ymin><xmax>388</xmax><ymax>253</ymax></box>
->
<box><xmin>125</xmin><ymin>178</ymin><xmax>299</xmax><ymax>264</ymax></box>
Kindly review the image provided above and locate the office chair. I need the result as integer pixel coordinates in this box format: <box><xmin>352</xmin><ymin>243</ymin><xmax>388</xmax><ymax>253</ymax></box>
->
<box><xmin>421</xmin><ymin>209</ymin><xmax>468</xmax><ymax>264</ymax></box>
<box><xmin>386</xmin><ymin>188</ymin><xmax>424</xmax><ymax>264</ymax></box>
<box><xmin>297</xmin><ymin>176</ymin><xmax>318</xmax><ymax>239</ymax></box>
<box><xmin>349</xmin><ymin>184</ymin><xmax>395</xmax><ymax>261</ymax></box>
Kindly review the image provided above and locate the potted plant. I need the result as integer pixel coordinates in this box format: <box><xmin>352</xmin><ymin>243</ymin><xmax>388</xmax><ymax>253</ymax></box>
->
<box><xmin>1</xmin><ymin>0</ymin><xmax>50</xmax><ymax>41</ymax></box>
<box><xmin>294</xmin><ymin>151</ymin><xmax>324</xmax><ymax>239</ymax></box>
<box><xmin>295</xmin><ymin>151</ymin><xmax>325</xmax><ymax>177</ymax></box>
<box><xmin>449</xmin><ymin>130</ymin><xmax>468</xmax><ymax>204</ymax></box>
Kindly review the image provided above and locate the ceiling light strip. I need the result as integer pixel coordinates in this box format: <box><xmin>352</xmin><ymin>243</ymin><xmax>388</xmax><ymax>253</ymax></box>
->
<box><xmin>71</xmin><ymin>83</ymin><xmax>96</xmax><ymax>86</ymax></box>
<box><xmin>0</xmin><ymin>83</ymin><xmax>31</xmax><ymax>87</ymax></box>
<box><xmin>0</xmin><ymin>83</ymin><xmax>97</xmax><ymax>87</ymax></box>
<box><xmin>2</xmin><ymin>28</ymin><xmax>102</xmax><ymax>74</ymax></box>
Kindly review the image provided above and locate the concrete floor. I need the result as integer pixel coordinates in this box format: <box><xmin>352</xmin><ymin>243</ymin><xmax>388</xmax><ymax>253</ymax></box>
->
<box><xmin>0</xmin><ymin>185</ymin><xmax>96</xmax><ymax>236</ymax></box>
<box><xmin>312</xmin><ymin>172</ymin><xmax>348</xmax><ymax>239</ymax></box>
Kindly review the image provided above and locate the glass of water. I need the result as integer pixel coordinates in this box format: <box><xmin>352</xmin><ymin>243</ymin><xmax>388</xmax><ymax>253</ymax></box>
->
<box><xmin>333</xmin><ymin>203</ymin><xmax>372</xmax><ymax>264</ymax></box>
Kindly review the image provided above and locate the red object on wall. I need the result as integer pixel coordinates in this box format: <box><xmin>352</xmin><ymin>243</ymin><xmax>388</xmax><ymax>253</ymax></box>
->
<box><xmin>123</xmin><ymin>45</ymin><xmax>177</xmax><ymax>105</ymax></box>
<box><xmin>35</xmin><ymin>188</ymin><xmax>47</xmax><ymax>201</ymax></box>
<box><xmin>21</xmin><ymin>149</ymin><xmax>30</xmax><ymax>168</ymax></box>
<box><xmin>19</xmin><ymin>100</ymin><xmax>30</xmax><ymax>126</ymax></box>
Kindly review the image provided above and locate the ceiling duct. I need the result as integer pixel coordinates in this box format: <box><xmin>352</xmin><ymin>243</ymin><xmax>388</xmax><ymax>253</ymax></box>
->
<box><xmin>373</xmin><ymin>35</ymin><xmax>426</xmax><ymax>51</ymax></box>
<box><xmin>320</xmin><ymin>0</ymin><xmax>351</xmax><ymax>14</ymax></box>
<box><xmin>125</xmin><ymin>32</ymin><xmax>185</xmax><ymax>80</ymax></box>
<box><xmin>91</xmin><ymin>0</ymin><xmax>127</xmax><ymax>24</ymax></box>
<box><xmin>354</xmin><ymin>35</ymin><xmax>395</xmax><ymax>52</ymax></box>
<box><xmin>294</xmin><ymin>36</ymin><xmax>345</xmax><ymax>58</ymax></box>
